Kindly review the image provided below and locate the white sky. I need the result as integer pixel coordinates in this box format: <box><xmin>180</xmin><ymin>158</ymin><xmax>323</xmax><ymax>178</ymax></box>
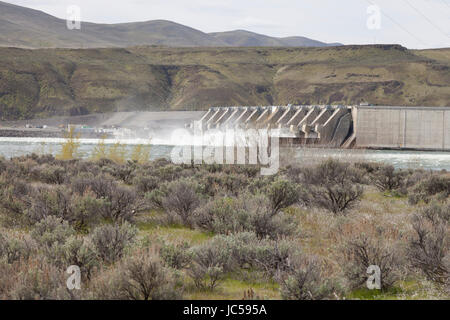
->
<box><xmin>5</xmin><ymin>0</ymin><xmax>450</xmax><ymax>49</ymax></box>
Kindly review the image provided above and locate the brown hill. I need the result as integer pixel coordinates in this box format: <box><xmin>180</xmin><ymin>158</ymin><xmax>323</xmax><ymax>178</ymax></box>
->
<box><xmin>0</xmin><ymin>45</ymin><xmax>449</xmax><ymax>120</ymax></box>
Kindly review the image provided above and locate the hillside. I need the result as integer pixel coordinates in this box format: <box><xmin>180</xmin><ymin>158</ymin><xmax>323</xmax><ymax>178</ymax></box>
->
<box><xmin>0</xmin><ymin>1</ymin><xmax>339</xmax><ymax>48</ymax></box>
<box><xmin>0</xmin><ymin>45</ymin><xmax>449</xmax><ymax>120</ymax></box>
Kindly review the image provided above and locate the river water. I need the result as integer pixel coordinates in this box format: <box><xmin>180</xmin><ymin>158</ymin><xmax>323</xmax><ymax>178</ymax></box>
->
<box><xmin>0</xmin><ymin>137</ymin><xmax>449</xmax><ymax>171</ymax></box>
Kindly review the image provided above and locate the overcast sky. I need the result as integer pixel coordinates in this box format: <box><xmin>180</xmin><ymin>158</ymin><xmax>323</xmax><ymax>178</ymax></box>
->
<box><xmin>6</xmin><ymin>0</ymin><xmax>450</xmax><ymax>49</ymax></box>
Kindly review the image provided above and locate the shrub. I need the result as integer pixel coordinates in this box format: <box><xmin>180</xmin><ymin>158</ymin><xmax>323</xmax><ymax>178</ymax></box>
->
<box><xmin>7</xmin><ymin>259</ymin><xmax>76</xmax><ymax>300</ymax></box>
<box><xmin>119</xmin><ymin>250</ymin><xmax>182</xmax><ymax>300</ymax></box>
<box><xmin>91</xmin><ymin>250</ymin><xmax>182</xmax><ymax>300</ymax></box>
<box><xmin>0</xmin><ymin>178</ymin><xmax>30</xmax><ymax>217</ymax></box>
<box><xmin>251</xmin><ymin>238</ymin><xmax>297</xmax><ymax>275</ymax></box>
<box><xmin>69</xmin><ymin>191</ymin><xmax>105</xmax><ymax>231</ymax></box>
<box><xmin>408</xmin><ymin>175</ymin><xmax>450</xmax><ymax>205</ymax></box>
<box><xmin>160</xmin><ymin>242</ymin><xmax>192</xmax><ymax>269</ymax></box>
<box><xmin>188</xmin><ymin>238</ymin><xmax>234</xmax><ymax>290</ymax></box>
<box><xmin>408</xmin><ymin>203</ymin><xmax>449</xmax><ymax>285</ymax></box>
<box><xmin>100</xmin><ymin>185</ymin><xmax>140</xmax><ymax>222</ymax></box>
<box><xmin>247</xmin><ymin>196</ymin><xmax>297</xmax><ymax>239</ymax></box>
<box><xmin>72</xmin><ymin>174</ymin><xmax>140</xmax><ymax>222</ymax></box>
<box><xmin>193</xmin><ymin>233</ymin><xmax>298</xmax><ymax>278</ymax></box>
<box><xmin>278</xmin><ymin>255</ymin><xmax>341</xmax><ymax>300</ymax></box>
<box><xmin>154</xmin><ymin>164</ymin><xmax>184</xmax><ymax>182</ymax></box>
<box><xmin>162</xmin><ymin>179</ymin><xmax>201</xmax><ymax>225</ymax></box>
<box><xmin>111</xmin><ymin>161</ymin><xmax>137</xmax><ymax>184</ymax></box>
<box><xmin>27</xmin><ymin>186</ymin><xmax>72</xmax><ymax>222</ymax></box>
<box><xmin>300</xmin><ymin>159</ymin><xmax>364</xmax><ymax>214</ymax></box>
<box><xmin>0</xmin><ymin>232</ymin><xmax>35</xmax><ymax>264</ymax></box>
<box><xmin>31</xmin><ymin>216</ymin><xmax>75</xmax><ymax>251</ymax></box>
<box><xmin>193</xmin><ymin>197</ymin><xmax>249</xmax><ymax>234</ymax></box>
<box><xmin>193</xmin><ymin>194</ymin><xmax>296</xmax><ymax>239</ymax></box>
<box><xmin>342</xmin><ymin>235</ymin><xmax>401</xmax><ymax>291</ymax></box>
<box><xmin>30</xmin><ymin>164</ymin><xmax>66</xmax><ymax>184</ymax></box>
<box><xmin>311</xmin><ymin>183</ymin><xmax>363</xmax><ymax>214</ymax></box>
<box><xmin>265</xmin><ymin>179</ymin><xmax>299</xmax><ymax>215</ymax></box>
<box><xmin>133</xmin><ymin>175</ymin><xmax>158</xmax><ymax>194</ymax></box>
<box><xmin>91</xmin><ymin>222</ymin><xmax>137</xmax><ymax>264</ymax></box>
<box><xmin>71</xmin><ymin>174</ymin><xmax>115</xmax><ymax>198</ymax></box>
<box><xmin>371</xmin><ymin>165</ymin><xmax>405</xmax><ymax>191</ymax></box>
<box><xmin>145</xmin><ymin>188</ymin><xmax>167</xmax><ymax>210</ymax></box>
<box><xmin>61</xmin><ymin>236</ymin><xmax>99</xmax><ymax>280</ymax></box>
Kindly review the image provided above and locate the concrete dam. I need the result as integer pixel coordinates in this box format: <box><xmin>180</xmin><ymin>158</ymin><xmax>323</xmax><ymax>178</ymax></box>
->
<box><xmin>191</xmin><ymin>105</ymin><xmax>450</xmax><ymax>151</ymax></box>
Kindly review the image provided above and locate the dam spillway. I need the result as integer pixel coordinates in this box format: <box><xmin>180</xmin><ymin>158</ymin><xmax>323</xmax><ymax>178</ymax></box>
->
<box><xmin>191</xmin><ymin>105</ymin><xmax>450</xmax><ymax>151</ymax></box>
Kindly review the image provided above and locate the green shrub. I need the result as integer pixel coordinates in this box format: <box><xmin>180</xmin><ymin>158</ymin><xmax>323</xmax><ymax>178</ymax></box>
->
<box><xmin>60</xmin><ymin>236</ymin><xmax>99</xmax><ymax>280</ymax></box>
<box><xmin>160</xmin><ymin>242</ymin><xmax>192</xmax><ymax>269</ymax></box>
<box><xmin>0</xmin><ymin>232</ymin><xmax>35</xmax><ymax>264</ymax></box>
<box><xmin>31</xmin><ymin>216</ymin><xmax>75</xmax><ymax>250</ymax></box>
<box><xmin>265</xmin><ymin>179</ymin><xmax>299</xmax><ymax>215</ymax></box>
<box><xmin>69</xmin><ymin>191</ymin><xmax>105</xmax><ymax>231</ymax></box>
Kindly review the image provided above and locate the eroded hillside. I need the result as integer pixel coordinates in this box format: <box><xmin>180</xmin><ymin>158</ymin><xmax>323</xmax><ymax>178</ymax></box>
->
<box><xmin>0</xmin><ymin>45</ymin><xmax>449</xmax><ymax>120</ymax></box>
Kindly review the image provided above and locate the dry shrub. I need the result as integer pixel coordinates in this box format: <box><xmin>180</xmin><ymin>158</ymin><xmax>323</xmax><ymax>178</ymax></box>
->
<box><xmin>188</xmin><ymin>237</ymin><xmax>233</xmax><ymax>290</ymax></box>
<box><xmin>278</xmin><ymin>254</ymin><xmax>342</xmax><ymax>300</ymax></box>
<box><xmin>91</xmin><ymin>249</ymin><xmax>182</xmax><ymax>300</ymax></box>
<box><xmin>371</xmin><ymin>164</ymin><xmax>406</xmax><ymax>192</ymax></box>
<box><xmin>408</xmin><ymin>203</ymin><xmax>449</xmax><ymax>285</ymax></box>
<box><xmin>162</xmin><ymin>179</ymin><xmax>201</xmax><ymax>225</ymax></box>
<box><xmin>342</xmin><ymin>235</ymin><xmax>402</xmax><ymax>291</ymax></box>
<box><xmin>408</xmin><ymin>175</ymin><xmax>450</xmax><ymax>205</ymax></box>
<box><xmin>71</xmin><ymin>174</ymin><xmax>141</xmax><ymax>222</ymax></box>
<box><xmin>90</xmin><ymin>222</ymin><xmax>137</xmax><ymax>264</ymax></box>
<box><xmin>1</xmin><ymin>258</ymin><xmax>79</xmax><ymax>300</ymax></box>
<box><xmin>193</xmin><ymin>194</ymin><xmax>297</xmax><ymax>239</ymax></box>
<box><xmin>300</xmin><ymin>159</ymin><xmax>364</xmax><ymax>214</ymax></box>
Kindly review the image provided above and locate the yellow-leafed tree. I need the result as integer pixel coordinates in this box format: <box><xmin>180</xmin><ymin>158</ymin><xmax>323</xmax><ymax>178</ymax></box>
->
<box><xmin>57</xmin><ymin>126</ymin><xmax>81</xmax><ymax>160</ymax></box>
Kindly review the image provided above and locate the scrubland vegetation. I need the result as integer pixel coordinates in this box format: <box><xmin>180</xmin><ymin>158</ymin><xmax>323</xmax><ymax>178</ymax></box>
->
<box><xmin>0</xmin><ymin>150</ymin><xmax>448</xmax><ymax>300</ymax></box>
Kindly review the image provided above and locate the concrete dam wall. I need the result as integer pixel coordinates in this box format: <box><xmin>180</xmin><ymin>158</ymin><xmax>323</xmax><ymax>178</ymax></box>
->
<box><xmin>192</xmin><ymin>105</ymin><xmax>450</xmax><ymax>151</ymax></box>
<box><xmin>355</xmin><ymin>106</ymin><xmax>450</xmax><ymax>151</ymax></box>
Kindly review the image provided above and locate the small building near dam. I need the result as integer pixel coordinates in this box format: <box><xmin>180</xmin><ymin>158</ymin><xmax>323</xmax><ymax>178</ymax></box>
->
<box><xmin>193</xmin><ymin>105</ymin><xmax>450</xmax><ymax>151</ymax></box>
<box><xmin>354</xmin><ymin>106</ymin><xmax>450</xmax><ymax>151</ymax></box>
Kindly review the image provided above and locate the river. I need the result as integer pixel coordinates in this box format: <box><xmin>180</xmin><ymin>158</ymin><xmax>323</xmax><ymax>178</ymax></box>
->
<box><xmin>0</xmin><ymin>137</ymin><xmax>449</xmax><ymax>171</ymax></box>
